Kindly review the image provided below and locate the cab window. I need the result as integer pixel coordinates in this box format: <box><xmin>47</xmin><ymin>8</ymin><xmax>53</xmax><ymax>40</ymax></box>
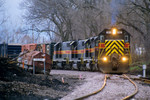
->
<box><xmin>125</xmin><ymin>35</ymin><xmax>128</xmax><ymax>42</ymax></box>
<box><xmin>100</xmin><ymin>35</ymin><xmax>104</xmax><ymax>42</ymax></box>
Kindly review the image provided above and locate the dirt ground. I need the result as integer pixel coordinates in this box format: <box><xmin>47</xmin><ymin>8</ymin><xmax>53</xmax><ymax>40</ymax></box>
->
<box><xmin>0</xmin><ymin>58</ymin><xmax>84</xmax><ymax>100</ymax></box>
<box><xmin>1</xmin><ymin>58</ymin><xmax>150</xmax><ymax>100</ymax></box>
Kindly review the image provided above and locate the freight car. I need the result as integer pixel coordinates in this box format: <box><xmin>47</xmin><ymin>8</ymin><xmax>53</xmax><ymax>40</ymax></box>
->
<box><xmin>52</xmin><ymin>28</ymin><xmax>131</xmax><ymax>73</ymax></box>
<box><xmin>0</xmin><ymin>43</ymin><xmax>21</xmax><ymax>58</ymax></box>
<box><xmin>18</xmin><ymin>51</ymin><xmax>52</xmax><ymax>74</ymax></box>
<box><xmin>21</xmin><ymin>43</ymin><xmax>55</xmax><ymax>59</ymax></box>
<box><xmin>19</xmin><ymin>43</ymin><xmax>55</xmax><ymax>74</ymax></box>
<box><xmin>0</xmin><ymin>43</ymin><xmax>7</xmax><ymax>57</ymax></box>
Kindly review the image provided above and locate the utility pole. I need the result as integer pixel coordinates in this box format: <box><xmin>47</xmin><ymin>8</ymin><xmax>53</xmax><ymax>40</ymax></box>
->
<box><xmin>32</xmin><ymin>24</ymin><xmax>34</xmax><ymax>43</ymax></box>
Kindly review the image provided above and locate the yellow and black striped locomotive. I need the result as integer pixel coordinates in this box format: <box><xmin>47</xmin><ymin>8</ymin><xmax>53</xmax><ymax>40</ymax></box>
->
<box><xmin>52</xmin><ymin>28</ymin><xmax>131</xmax><ymax>73</ymax></box>
<box><xmin>97</xmin><ymin>28</ymin><xmax>131</xmax><ymax>73</ymax></box>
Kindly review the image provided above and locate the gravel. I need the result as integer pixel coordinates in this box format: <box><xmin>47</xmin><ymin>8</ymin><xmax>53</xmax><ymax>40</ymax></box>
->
<box><xmin>55</xmin><ymin>70</ymin><xmax>150</xmax><ymax>100</ymax></box>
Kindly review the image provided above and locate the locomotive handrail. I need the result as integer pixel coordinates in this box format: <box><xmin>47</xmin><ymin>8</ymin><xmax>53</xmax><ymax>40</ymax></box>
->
<box><xmin>98</xmin><ymin>41</ymin><xmax>105</xmax><ymax>64</ymax></box>
<box><xmin>128</xmin><ymin>47</ymin><xmax>132</xmax><ymax>64</ymax></box>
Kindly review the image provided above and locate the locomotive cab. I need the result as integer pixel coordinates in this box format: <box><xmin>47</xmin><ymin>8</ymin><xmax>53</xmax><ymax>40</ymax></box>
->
<box><xmin>97</xmin><ymin>28</ymin><xmax>131</xmax><ymax>73</ymax></box>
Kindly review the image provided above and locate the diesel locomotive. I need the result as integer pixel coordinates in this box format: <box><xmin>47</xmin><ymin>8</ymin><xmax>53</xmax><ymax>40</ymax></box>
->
<box><xmin>97</xmin><ymin>28</ymin><xmax>131</xmax><ymax>73</ymax></box>
<box><xmin>53</xmin><ymin>28</ymin><xmax>131</xmax><ymax>73</ymax></box>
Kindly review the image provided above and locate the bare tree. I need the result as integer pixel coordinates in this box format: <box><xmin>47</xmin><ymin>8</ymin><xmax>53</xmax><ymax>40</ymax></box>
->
<box><xmin>22</xmin><ymin>0</ymin><xmax>111</xmax><ymax>41</ymax></box>
<box><xmin>117</xmin><ymin>0</ymin><xmax>150</xmax><ymax>62</ymax></box>
<box><xmin>0</xmin><ymin>0</ymin><xmax>6</xmax><ymax>25</ymax></box>
<box><xmin>22</xmin><ymin>0</ymin><xmax>74</xmax><ymax>41</ymax></box>
<box><xmin>0</xmin><ymin>0</ymin><xmax>7</xmax><ymax>43</ymax></box>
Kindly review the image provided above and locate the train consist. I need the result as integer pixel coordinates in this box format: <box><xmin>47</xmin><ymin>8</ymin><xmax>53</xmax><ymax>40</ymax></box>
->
<box><xmin>0</xmin><ymin>28</ymin><xmax>131</xmax><ymax>73</ymax></box>
<box><xmin>53</xmin><ymin>28</ymin><xmax>131</xmax><ymax>73</ymax></box>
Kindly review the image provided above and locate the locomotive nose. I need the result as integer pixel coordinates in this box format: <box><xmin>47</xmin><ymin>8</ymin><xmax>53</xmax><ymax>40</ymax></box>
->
<box><xmin>111</xmin><ymin>53</ymin><xmax>119</xmax><ymax>71</ymax></box>
<box><xmin>111</xmin><ymin>53</ymin><xmax>119</xmax><ymax>61</ymax></box>
<box><xmin>112</xmin><ymin>57</ymin><xmax>118</xmax><ymax>62</ymax></box>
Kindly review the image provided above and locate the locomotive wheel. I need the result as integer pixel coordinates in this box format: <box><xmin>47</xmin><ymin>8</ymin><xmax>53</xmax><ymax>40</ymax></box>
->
<box><xmin>97</xmin><ymin>64</ymin><xmax>101</xmax><ymax>71</ymax></box>
<box><xmin>80</xmin><ymin>64</ymin><xmax>84</xmax><ymax>71</ymax></box>
<box><xmin>61</xmin><ymin>63</ymin><xmax>65</xmax><ymax>70</ymax></box>
<box><xmin>54</xmin><ymin>65</ymin><xmax>58</xmax><ymax>69</ymax></box>
<box><xmin>70</xmin><ymin>64</ymin><xmax>73</xmax><ymax>70</ymax></box>
<box><xmin>77</xmin><ymin>63</ymin><xmax>86</xmax><ymax>71</ymax></box>
<box><xmin>65</xmin><ymin>64</ymin><xmax>72</xmax><ymax>70</ymax></box>
<box><xmin>90</xmin><ymin>64</ymin><xmax>93</xmax><ymax>71</ymax></box>
<box><xmin>90</xmin><ymin>64</ymin><xmax>96</xmax><ymax>72</ymax></box>
<box><xmin>77</xmin><ymin>64</ymin><xmax>81</xmax><ymax>71</ymax></box>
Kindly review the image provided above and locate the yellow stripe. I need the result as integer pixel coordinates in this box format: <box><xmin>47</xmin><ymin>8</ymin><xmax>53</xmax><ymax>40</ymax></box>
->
<box><xmin>118</xmin><ymin>49</ymin><xmax>124</xmax><ymax>55</ymax></box>
<box><xmin>106</xmin><ymin>45</ymin><xmax>118</xmax><ymax>56</ymax></box>
<box><xmin>105</xmin><ymin>40</ymin><xmax>124</xmax><ymax>56</ymax></box>
<box><xmin>105</xmin><ymin>41</ymin><xmax>115</xmax><ymax>51</ymax></box>
<box><xmin>115</xmin><ymin>41</ymin><xmax>124</xmax><ymax>51</ymax></box>
<box><xmin>61</xmin><ymin>51</ymin><xmax>65</xmax><ymax>54</ymax></box>
<box><xmin>118</xmin><ymin>40</ymin><xmax>124</xmax><ymax>47</ymax></box>
<box><xmin>54</xmin><ymin>47</ymin><xmax>96</xmax><ymax>55</ymax></box>
<box><xmin>111</xmin><ymin>44</ymin><xmax>118</xmax><ymax>50</ymax></box>
<box><xmin>110</xmin><ymin>49</ymin><xmax>119</xmax><ymax>55</ymax></box>
<box><xmin>90</xmin><ymin>48</ymin><xmax>95</xmax><ymax>52</ymax></box>
<box><xmin>105</xmin><ymin>40</ymin><xmax>112</xmax><ymax>47</ymax></box>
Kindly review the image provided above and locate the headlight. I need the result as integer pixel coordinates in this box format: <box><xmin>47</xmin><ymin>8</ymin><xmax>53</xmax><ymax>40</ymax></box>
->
<box><xmin>112</xmin><ymin>28</ymin><xmax>117</xmax><ymax>35</ymax></box>
<box><xmin>122</xmin><ymin>57</ymin><xmax>127</xmax><ymax>62</ymax></box>
<box><xmin>103</xmin><ymin>57</ymin><xmax>107</xmax><ymax>62</ymax></box>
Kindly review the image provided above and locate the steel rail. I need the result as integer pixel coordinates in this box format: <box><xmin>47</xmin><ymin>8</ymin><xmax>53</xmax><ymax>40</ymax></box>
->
<box><xmin>122</xmin><ymin>74</ymin><xmax>138</xmax><ymax>100</ymax></box>
<box><xmin>131</xmin><ymin>77</ymin><xmax>150</xmax><ymax>84</ymax></box>
<box><xmin>75</xmin><ymin>74</ymin><xmax>107</xmax><ymax>100</ymax></box>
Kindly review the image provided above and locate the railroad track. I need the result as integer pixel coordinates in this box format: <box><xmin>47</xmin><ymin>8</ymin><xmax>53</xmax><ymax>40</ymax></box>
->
<box><xmin>131</xmin><ymin>77</ymin><xmax>150</xmax><ymax>84</ymax></box>
<box><xmin>122</xmin><ymin>74</ymin><xmax>138</xmax><ymax>100</ymax></box>
<box><xmin>75</xmin><ymin>74</ymin><xmax>138</xmax><ymax>100</ymax></box>
<box><xmin>75</xmin><ymin>74</ymin><xmax>107</xmax><ymax>100</ymax></box>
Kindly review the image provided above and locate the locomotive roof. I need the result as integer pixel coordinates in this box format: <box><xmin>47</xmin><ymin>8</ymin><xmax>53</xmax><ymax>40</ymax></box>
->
<box><xmin>84</xmin><ymin>36</ymin><xmax>98</xmax><ymax>44</ymax></box>
<box><xmin>70</xmin><ymin>41</ymin><xmax>77</xmax><ymax>45</ymax></box>
<box><xmin>99</xmin><ymin>28</ymin><xmax>131</xmax><ymax>36</ymax></box>
<box><xmin>54</xmin><ymin>41</ymin><xmax>76</xmax><ymax>46</ymax></box>
<box><xmin>54</xmin><ymin>42</ymin><xmax>61</xmax><ymax>46</ymax></box>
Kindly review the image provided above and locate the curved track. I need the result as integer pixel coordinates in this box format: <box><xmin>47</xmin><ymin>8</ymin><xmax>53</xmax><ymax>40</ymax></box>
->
<box><xmin>75</xmin><ymin>74</ymin><xmax>107</xmax><ymax>100</ymax></box>
<box><xmin>122</xmin><ymin>74</ymin><xmax>138</xmax><ymax>100</ymax></box>
<box><xmin>75</xmin><ymin>74</ymin><xmax>138</xmax><ymax>100</ymax></box>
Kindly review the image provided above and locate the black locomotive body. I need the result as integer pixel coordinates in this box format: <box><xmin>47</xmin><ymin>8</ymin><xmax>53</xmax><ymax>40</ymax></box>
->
<box><xmin>97</xmin><ymin>28</ymin><xmax>131</xmax><ymax>73</ymax></box>
<box><xmin>53</xmin><ymin>39</ymin><xmax>98</xmax><ymax>71</ymax></box>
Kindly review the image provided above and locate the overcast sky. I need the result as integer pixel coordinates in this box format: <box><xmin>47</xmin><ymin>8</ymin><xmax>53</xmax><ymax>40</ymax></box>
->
<box><xmin>2</xmin><ymin>0</ymin><xmax>51</xmax><ymax>43</ymax></box>
<box><xmin>1</xmin><ymin>0</ymin><xmax>121</xmax><ymax>43</ymax></box>
<box><xmin>4</xmin><ymin>0</ymin><xmax>23</xmax><ymax>28</ymax></box>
